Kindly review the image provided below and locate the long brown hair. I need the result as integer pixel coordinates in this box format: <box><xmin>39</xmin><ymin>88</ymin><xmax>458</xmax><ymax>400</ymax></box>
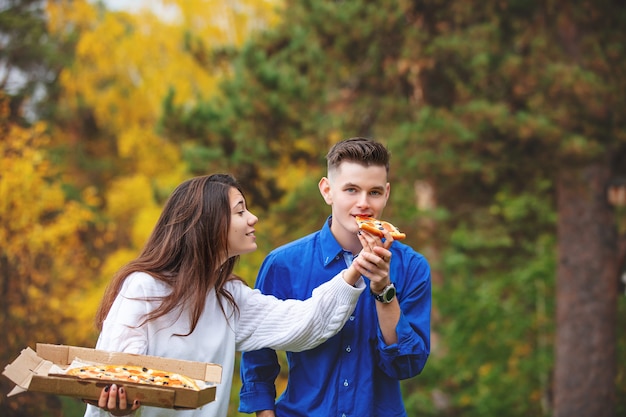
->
<box><xmin>95</xmin><ymin>174</ymin><xmax>244</xmax><ymax>335</ymax></box>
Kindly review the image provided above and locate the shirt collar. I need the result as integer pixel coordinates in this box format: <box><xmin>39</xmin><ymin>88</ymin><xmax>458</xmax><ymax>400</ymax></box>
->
<box><xmin>320</xmin><ymin>216</ymin><xmax>348</xmax><ymax>267</ymax></box>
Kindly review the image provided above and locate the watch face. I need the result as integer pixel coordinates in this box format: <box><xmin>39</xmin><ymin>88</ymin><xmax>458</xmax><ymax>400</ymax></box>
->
<box><xmin>384</xmin><ymin>286</ymin><xmax>396</xmax><ymax>302</ymax></box>
<box><xmin>372</xmin><ymin>283</ymin><xmax>396</xmax><ymax>303</ymax></box>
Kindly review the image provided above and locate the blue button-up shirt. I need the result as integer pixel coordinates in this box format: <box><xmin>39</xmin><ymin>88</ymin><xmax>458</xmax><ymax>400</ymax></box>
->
<box><xmin>239</xmin><ymin>217</ymin><xmax>431</xmax><ymax>417</ymax></box>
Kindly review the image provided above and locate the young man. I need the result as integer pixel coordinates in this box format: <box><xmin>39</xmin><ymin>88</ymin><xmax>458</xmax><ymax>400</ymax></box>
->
<box><xmin>239</xmin><ymin>138</ymin><xmax>431</xmax><ymax>417</ymax></box>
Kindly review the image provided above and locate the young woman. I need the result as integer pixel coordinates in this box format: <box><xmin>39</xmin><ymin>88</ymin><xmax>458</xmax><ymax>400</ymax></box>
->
<box><xmin>85</xmin><ymin>173</ymin><xmax>393</xmax><ymax>417</ymax></box>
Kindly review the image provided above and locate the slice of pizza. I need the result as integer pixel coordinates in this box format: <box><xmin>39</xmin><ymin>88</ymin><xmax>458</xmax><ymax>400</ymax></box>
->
<box><xmin>66</xmin><ymin>364</ymin><xmax>200</xmax><ymax>390</ymax></box>
<box><xmin>355</xmin><ymin>215</ymin><xmax>406</xmax><ymax>240</ymax></box>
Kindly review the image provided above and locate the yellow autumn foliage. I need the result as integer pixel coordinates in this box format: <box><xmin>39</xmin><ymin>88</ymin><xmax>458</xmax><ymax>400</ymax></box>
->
<box><xmin>38</xmin><ymin>1</ymin><xmax>286</xmax><ymax>351</ymax></box>
<box><xmin>0</xmin><ymin>93</ymin><xmax>98</xmax><ymax>352</ymax></box>
<box><xmin>105</xmin><ymin>174</ymin><xmax>156</xmax><ymax>220</ymax></box>
<box><xmin>46</xmin><ymin>0</ymin><xmax>284</xmax><ymax>233</ymax></box>
<box><xmin>48</xmin><ymin>0</ymin><xmax>283</xmax><ymax>132</ymax></box>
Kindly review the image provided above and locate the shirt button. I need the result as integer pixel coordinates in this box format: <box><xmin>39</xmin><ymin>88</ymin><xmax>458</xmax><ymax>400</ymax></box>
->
<box><xmin>346</xmin><ymin>345</ymin><xmax>351</xmax><ymax>353</ymax></box>
<box><xmin>349</xmin><ymin>316</ymin><xmax>355</xmax><ymax>321</ymax></box>
<box><xmin>342</xmin><ymin>414</ymin><xmax>347</xmax><ymax>417</ymax></box>
<box><xmin>343</xmin><ymin>379</ymin><xmax>349</xmax><ymax>387</ymax></box>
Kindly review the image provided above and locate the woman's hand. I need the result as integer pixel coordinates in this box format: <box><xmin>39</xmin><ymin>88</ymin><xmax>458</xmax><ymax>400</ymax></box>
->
<box><xmin>354</xmin><ymin>229</ymin><xmax>393</xmax><ymax>292</ymax></box>
<box><xmin>342</xmin><ymin>229</ymin><xmax>393</xmax><ymax>287</ymax></box>
<box><xmin>84</xmin><ymin>384</ymin><xmax>141</xmax><ymax>416</ymax></box>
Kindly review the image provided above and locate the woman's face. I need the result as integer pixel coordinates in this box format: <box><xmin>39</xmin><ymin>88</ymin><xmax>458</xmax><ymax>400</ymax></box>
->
<box><xmin>226</xmin><ymin>187</ymin><xmax>258</xmax><ymax>258</ymax></box>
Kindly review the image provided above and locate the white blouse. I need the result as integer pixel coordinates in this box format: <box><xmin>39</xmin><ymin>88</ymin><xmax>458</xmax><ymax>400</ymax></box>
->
<box><xmin>85</xmin><ymin>271</ymin><xmax>364</xmax><ymax>417</ymax></box>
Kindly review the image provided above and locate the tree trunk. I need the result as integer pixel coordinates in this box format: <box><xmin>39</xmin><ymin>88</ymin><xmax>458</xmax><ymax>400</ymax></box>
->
<box><xmin>553</xmin><ymin>161</ymin><xmax>618</xmax><ymax>417</ymax></box>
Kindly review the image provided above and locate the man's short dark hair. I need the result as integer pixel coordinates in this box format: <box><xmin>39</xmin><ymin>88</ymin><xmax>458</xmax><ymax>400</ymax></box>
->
<box><xmin>326</xmin><ymin>137</ymin><xmax>390</xmax><ymax>175</ymax></box>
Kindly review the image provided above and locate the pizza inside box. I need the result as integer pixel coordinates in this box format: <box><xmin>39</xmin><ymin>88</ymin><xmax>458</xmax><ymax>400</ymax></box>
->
<box><xmin>2</xmin><ymin>344</ymin><xmax>222</xmax><ymax>409</ymax></box>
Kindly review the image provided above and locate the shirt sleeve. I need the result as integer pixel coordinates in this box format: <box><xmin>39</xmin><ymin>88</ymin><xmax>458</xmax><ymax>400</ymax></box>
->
<box><xmin>94</xmin><ymin>273</ymin><xmax>154</xmax><ymax>355</ymax></box>
<box><xmin>234</xmin><ymin>271</ymin><xmax>365</xmax><ymax>352</ymax></box>
<box><xmin>239</xmin><ymin>347</ymin><xmax>281</xmax><ymax>412</ymax></box>
<box><xmin>239</xmin><ymin>255</ymin><xmax>286</xmax><ymax>413</ymax></box>
<box><xmin>83</xmin><ymin>274</ymin><xmax>155</xmax><ymax>417</ymax></box>
<box><xmin>375</xmin><ymin>253</ymin><xmax>432</xmax><ymax>379</ymax></box>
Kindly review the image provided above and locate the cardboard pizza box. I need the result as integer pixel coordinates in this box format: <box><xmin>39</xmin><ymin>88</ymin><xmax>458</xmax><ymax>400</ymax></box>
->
<box><xmin>2</xmin><ymin>344</ymin><xmax>222</xmax><ymax>409</ymax></box>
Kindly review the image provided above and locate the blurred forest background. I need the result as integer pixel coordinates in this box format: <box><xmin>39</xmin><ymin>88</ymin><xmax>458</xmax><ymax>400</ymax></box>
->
<box><xmin>1</xmin><ymin>0</ymin><xmax>625</xmax><ymax>416</ymax></box>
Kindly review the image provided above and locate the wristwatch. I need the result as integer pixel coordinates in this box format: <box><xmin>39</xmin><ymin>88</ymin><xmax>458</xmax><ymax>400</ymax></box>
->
<box><xmin>371</xmin><ymin>283</ymin><xmax>396</xmax><ymax>303</ymax></box>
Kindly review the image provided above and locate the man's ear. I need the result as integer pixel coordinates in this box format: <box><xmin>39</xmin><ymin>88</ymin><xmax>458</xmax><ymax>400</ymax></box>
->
<box><xmin>380</xmin><ymin>182</ymin><xmax>391</xmax><ymax>210</ymax></box>
<box><xmin>318</xmin><ymin>177</ymin><xmax>333</xmax><ymax>205</ymax></box>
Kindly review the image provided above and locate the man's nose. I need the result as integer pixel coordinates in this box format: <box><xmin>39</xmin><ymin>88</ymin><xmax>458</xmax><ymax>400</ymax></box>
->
<box><xmin>356</xmin><ymin>193</ymin><xmax>370</xmax><ymax>207</ymax></box>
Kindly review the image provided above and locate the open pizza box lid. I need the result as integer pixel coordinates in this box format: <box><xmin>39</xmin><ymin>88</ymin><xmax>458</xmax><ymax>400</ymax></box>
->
<box><xmin>2</xmin><ymin>344</ymin><xmax>222</xmax><ymax>409</ymax></box>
